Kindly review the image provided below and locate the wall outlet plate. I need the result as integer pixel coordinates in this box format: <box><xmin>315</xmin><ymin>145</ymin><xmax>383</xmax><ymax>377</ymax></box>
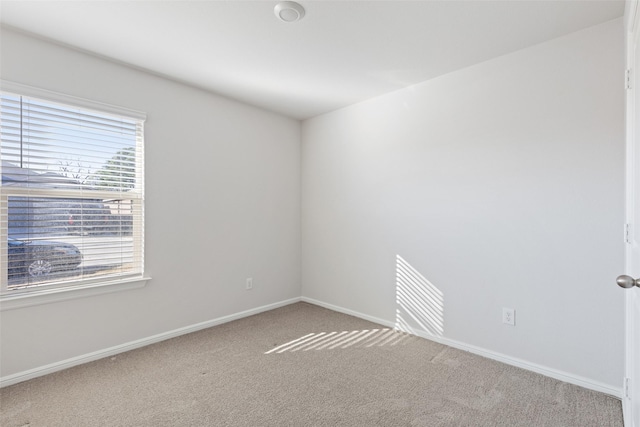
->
<box><xmin>502</xmin><ymin>307</ymin><xmax>515</xmax><ymax>326</ymax></box>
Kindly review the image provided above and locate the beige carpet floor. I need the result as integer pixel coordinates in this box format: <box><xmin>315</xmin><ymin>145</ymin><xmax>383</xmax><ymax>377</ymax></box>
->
<box><xmin>0</xmin><ymin>302</ymin><xmax>623</xmax><ymax>426</ymax></box>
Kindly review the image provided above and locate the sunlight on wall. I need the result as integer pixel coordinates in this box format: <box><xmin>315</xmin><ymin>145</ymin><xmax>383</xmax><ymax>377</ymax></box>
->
<box><xmin>265</xmin><ymin>328</ymin><xmax>412</xmax><ymax>354</ymax></box>
<box><xmin>396</xmin><ymin>255</ymin><xmax>444</xmax><ymax>337</ymax></box>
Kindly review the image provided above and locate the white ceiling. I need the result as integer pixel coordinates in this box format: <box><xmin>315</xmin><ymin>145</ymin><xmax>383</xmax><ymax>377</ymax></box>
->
<box><xmin>0</xmin><ymin>1</ymin><xmax>625</xmax><ymax>120</ymax></box>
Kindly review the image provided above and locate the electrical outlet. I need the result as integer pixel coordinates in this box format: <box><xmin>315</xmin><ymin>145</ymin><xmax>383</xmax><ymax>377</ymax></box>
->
<box><xmin>502</xmin><ymin>308</ymin><xmax>515</xmax><ymax>326</ymax></box>
<box><xmin>246</xmin><ymin>278</ymin><xmax>253</xmax><ymax>290</ymax></box>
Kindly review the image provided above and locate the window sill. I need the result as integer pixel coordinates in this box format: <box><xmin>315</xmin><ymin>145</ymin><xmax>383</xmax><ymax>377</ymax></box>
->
<box><xmin>0</xmin><ymin>276</ymin><xmax>151</xmax><ymax>311</ymax></box>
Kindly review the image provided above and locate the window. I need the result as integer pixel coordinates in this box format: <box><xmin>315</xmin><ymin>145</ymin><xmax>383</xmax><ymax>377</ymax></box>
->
<box><xmin>0</xmin><ymin>82</ymin><xmax>146</xmax><ymax>301</ymax></box>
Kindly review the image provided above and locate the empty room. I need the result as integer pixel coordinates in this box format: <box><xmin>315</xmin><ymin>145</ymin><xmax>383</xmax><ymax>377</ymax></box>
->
<box><xmin>1</xmin><ymin>1</ymin><xmax>639</xmax><ymax>426</ymax></box>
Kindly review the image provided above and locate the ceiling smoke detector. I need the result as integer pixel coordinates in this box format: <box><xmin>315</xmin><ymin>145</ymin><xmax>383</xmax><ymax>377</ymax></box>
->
<box><xmin>274</xmin><ymin>1</ymin><xmax>305</xmax><ymax>23</ymax></box>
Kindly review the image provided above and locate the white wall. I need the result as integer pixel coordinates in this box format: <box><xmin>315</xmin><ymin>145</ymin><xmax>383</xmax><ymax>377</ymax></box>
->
<box><xmin>0</xmin><ymin>28</ymin><xmax>301</xmax><ymax>377</ymax></box>
<box><xmin>302</xmin><ymin>19</ymin><xmax>625</xmax><ymax>389</ymax></box>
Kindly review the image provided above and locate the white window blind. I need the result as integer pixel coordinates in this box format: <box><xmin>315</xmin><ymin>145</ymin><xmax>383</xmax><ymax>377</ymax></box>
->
<box><xmin>0</xmin><ymin>87</ymin><xmax>145</xmax><ymax>295</ymax></box>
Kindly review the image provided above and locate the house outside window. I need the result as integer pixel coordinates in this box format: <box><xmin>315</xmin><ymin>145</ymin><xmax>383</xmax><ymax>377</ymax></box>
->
<box><xmin>0</xmin><ymin>82</ymin><xmax>146</xmax><ymax>299</ymax></box>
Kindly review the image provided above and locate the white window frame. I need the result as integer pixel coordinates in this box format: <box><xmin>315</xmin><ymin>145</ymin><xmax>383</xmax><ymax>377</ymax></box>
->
<box><xmin>0</xmin><ymin>81</ymin><xmax>150</xmax><ymax>311</ymax></box>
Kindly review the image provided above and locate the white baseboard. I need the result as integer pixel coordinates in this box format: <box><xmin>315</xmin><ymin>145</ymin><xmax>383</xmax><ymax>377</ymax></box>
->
<box><xmin>301</xmin><ymin>297</ymin><xmax>623</xmax><ymax>400</ymax></box>
<box><xmin>0</xmin><ymin>297</ymin><xmax>301</xmax><ymax>388</ymax></box>
<box><xmin>2</xmin><ymin>295</ymin><xmax>624</xmax><ymax>401</ymax></box>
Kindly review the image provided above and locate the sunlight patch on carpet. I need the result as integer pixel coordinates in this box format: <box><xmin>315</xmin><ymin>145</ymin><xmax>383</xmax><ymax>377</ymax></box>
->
<box><xmin>265</xmin><ymin>328</ymin><xmax>412</xmax><ymax>354</ymax></box>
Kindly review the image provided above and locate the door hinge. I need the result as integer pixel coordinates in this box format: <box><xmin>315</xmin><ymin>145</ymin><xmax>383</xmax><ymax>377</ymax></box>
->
<box><xmin>625</xmin><ymin>223</ymin><xmax>632</xmax><ymax>244</ymax></box>
<box><xmin>625</xmin><ymin>377</ymin><xmax>630</xmax><ymax>398</ymax></box>
<box><xmin>626</xmin><ymin>69</ymin><xmax>633</xmax><ymax>90</ymax></box>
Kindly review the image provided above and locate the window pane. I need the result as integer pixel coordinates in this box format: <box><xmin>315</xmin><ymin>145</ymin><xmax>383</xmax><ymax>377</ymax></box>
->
<box><xmin>7</xmin><ymin>196</ymin><xmax>141</xmax><ymax>290</ymax></box>
<box><xmin>1</xmin><ymin>90</ymin><xmax>144</xmax><ymax>294</ymax></box>
<box><xmin>1</xmin><ymin>95</ymin><xmax>141</xmax><ymax>193</ymax></box>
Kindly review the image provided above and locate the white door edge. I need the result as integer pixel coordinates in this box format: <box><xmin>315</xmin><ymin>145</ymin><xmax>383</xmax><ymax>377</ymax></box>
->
<box><xmin>623</xmin><ymin>2</ymin><xmax>640</xmax><ymax>427</ymax></box>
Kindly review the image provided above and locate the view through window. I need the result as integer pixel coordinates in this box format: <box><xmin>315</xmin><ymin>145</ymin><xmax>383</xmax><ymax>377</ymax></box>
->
<box><xmin>0</xmin><ymin>87</ymin><xmax>145</xmax><ymax>295</ymax></box>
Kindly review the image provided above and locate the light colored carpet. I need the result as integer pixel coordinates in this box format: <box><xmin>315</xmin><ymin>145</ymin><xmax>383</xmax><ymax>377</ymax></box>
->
<box><xmin>0</xmin><ymin>302</ymin><xmax>623</xmax><ymax>426</ymax></box>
